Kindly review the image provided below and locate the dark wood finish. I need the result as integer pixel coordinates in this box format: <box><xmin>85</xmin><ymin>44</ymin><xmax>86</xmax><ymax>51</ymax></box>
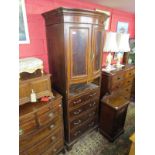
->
<box><xmin>42</xmin><ymin>7</ymin><xmax>108</xmax><ymax>149</ymax></box>
<box><xmin>99</xmin><ymin>94</ymin><xmax>129</xmax><ymax>142</ymax></box>
<box><xmin>19</xmin><ymin>91</ymin><xmax>64</xmax><ymax>155</ymax></box>
<box><xmin>101</xmin><ymin>65</ymin><xmax>135</xmax><ymax>101</ymax></box>
<box><xmin>19</xmin><ymin>74</ymin><xmax>53</xmax><ymax>105</ymax></box>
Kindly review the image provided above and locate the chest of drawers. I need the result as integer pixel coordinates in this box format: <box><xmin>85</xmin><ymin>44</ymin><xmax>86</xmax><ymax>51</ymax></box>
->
<box><xmin>19</xmin><ymin>91</ymin><xmax>64</xmax><ymax>155</ymax></box>
<box><xmin>101</xmin><ymin>65</ymin><xmax>135</xmax><ymax>100</ymax></box>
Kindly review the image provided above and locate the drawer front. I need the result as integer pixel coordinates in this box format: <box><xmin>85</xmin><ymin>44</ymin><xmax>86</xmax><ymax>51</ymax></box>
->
<box><xmin>70</xmin><ymin>108</ymin><xmax>98</xmax><ymax>130</ymax></box>
<box><xmin>123</xmin><ymin>76</ymin><xmax>134</xmax><ymax>87</ymax></box>
<box><xmin>20</xmin><ymin>115</ymin><xmax>37</xmax><ymax>136</ymax></box>
<box><xmin>111</xmin><ymin>73</ymin><xmax>124</xmax><ymax>84</ymax></box>
<box><xmin>122</xmin><ymin>85</ymin><xmax>132</xmax><ymax>100</ymax></box>
<box><xmin>20</xmin><ymin>116</ymin><xmax>61</xmax><ymax>150</ymax></box>
<box><xmin>110</xmin><ymin>81</ymin><xmax>124</xmax><ymax>91</ymax></box>
<box><xmin>69</xmin><ymin>89</ymin><xmax>100</xmax><ymax>109</ymax></box>
<box><xmin>69</xmin><ymin>99</ymin><xmax>99</xmax><ymax>118</ymax></box>
<box><xmin>27</xmin><ymin>128</ymin><xmax>63</xmax><ymax>155</ymax></box>
<box><xmin>124</xmin><ymin>68</ymin><xmax>135</xmax><ymax>78</ymax></box>
<box><xmin>70</xmin><ymin>117</ymin><xmax>97</xmax><ymax>141</ymax></box>
<box><xmin>43</xmin><ymin>140</ymin><xmax>64</xmax><ymax>155</ymax></box>
<box><xmin>37</xmin><ymin>102</ymin><xmax>62</xmax><ymax>126</ymax></box>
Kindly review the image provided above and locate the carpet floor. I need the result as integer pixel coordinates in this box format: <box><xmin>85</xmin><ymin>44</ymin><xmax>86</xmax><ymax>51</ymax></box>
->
<box><xmin>59</xmin><ymin>102</ymin><xmax>135</xmax><ymax>155</ymax></box>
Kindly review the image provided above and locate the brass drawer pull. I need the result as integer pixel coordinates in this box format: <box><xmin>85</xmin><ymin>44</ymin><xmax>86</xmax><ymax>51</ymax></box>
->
<box><xmin>74</xmin><ymin>130</ymin><xmax>81</xmax><ymax>136</ymax></box>
<box><xmin>50</xmin><ymin>124</ymin><xmax>55</xmax><ymax>129</ymax></box>
<box><xmin>73</xmin><ymin>109</ymin><xmax>82</xmax><ymax>115</ymax></box>
<box><xmin>89</xmin><ymin>102</ymin><xmax>96</xmax><ymax>107</ymax></box>
<box><xmin>73</xmin><ymin>120</ymin><xmax>81</xmax><ymax>125</ymax></box>
<box><xmin>48</xmin><ymin>112</ymin><xmax>54</xmax><ymax>118</ymax></box>
<box><xmin>73</xmin><ymin>99</ymin><xmax>81</xmax><ymax>105</ymax></box>
<box><xmin>89</xmin><ymin>93</ymin><xmax>97</xmax><ymax>97</ymax></box>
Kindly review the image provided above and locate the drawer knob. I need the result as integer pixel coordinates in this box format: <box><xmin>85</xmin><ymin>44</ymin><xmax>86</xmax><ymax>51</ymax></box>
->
<box><xmin>58</xmin><ymin>104</ymin><xmax>61</xmax><ymax>107</ymax></box>
<box><xmin>117</xmin><ymin>77</ymin><xmax>121</xmax><ymax>80</ymax></box>
<box><xmin>73</xmin><ymin>119</ymin><xmax>81</xmax><ymax>125</ymax></box>
<box><xmin>48</xmin><ymin>112</ymin><xmax>54</xmax><ymax>118</ymax></box>
<box><xmin>50</xmin><ymin>124</ymin><xmax>55</xmax><ymax>129</ymax></box>
<box><xmin>51</xmin><ymin>136</ymin><xmax>56</xmax><ymax>141</ymax></box>
<box><xmin>73</xmin><ymin>109</ymin><xmax>82</xmax><ymax>115</ymax></box>
<box><xmin>73</xmin><ymin>99</ymin><xmax>81</xmax><ymax>105</ymax></box>
<box><xmin>53</xmin><ymin>148</ymin><xmax>57</xmax><ymax>152</ymax></box>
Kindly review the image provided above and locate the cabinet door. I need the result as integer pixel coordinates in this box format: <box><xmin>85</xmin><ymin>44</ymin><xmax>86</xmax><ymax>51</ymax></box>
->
<box><xmin>91</xmin><ymin>26</ymin><xmax>104</xmax><ymax>77</ymax></box>
<box><xmin>65</xmin><ymin>24</ymin><xmax>92</xmax><ymax>83</ymax></box>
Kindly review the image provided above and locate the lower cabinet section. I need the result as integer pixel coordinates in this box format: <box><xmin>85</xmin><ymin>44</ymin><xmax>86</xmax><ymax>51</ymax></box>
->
<box><xmin>19</xmin><ymin>91</ymin><xmax>64</xmax><ymax>155</ymax></box>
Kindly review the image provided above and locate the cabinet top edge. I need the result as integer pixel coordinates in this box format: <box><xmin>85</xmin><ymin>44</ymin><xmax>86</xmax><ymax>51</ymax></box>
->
<box><xmin>42</xmin><ymin>7</ymin><xmax>109</xmax><ymax>18</ymax></box>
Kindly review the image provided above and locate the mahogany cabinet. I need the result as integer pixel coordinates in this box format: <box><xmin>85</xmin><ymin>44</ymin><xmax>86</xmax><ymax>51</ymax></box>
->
<box><xmin>42</xmin><ymin>7</ymin><xmax>108</xmax><ymax>149</ymax></box>
<box><xmin>19</xmin><ymin>91</ymin><xmax>64</xmax><ymax>155</ymax></box>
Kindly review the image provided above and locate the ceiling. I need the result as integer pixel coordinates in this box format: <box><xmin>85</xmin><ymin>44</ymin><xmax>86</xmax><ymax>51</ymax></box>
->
<box><xmin>82</xmin><ymin>0</ymin><xmax>135</xmax><ymax>13</ymax></box>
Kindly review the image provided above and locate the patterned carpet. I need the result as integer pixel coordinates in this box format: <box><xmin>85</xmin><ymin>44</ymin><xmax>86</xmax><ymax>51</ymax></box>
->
<box><xmin>59</xmin><ymin>102</ymin><xmax>135</xmax><ymax>155</ymax></box>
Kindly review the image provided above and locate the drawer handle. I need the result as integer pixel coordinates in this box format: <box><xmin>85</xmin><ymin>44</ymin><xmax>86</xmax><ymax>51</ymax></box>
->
<box><xmin>128</xmin><ymin>80</ymin><xmax>130</xmax><ymax>83</ymax></box>
<box><xmin>50</xmin><ymin>124</ymin><xmax>55</xmax><ymax>129</ymax></box>
<box><xmin>73</xmin><ymin>99</ymin><xmax>81</xmax><ymax>105</ymax></box>
<box><xmin>126</xmin><ymin>89</ymin><xmax>129</xmax><ymax>91</ymax></box>
<box><xmin>58</xmin><ymin>104</ymin><xmax>61</xmax><ymax>107</ymax></box>
<box><xmin>51</xmin><ymin>136</ymin><xmax>56</xmax><ymax>141</ymax></box>
<box><xmin>73</xmin><ymin>109</ymin><xmax>82</xmax><ymax>115</ymax></box>
<box><xmin>74</xmin><ymin>130</ymin><xmax>81</xmax><ymax>136</ymax></box>
<box><xmin>88</xmin><ymin>122</ymin><xmax>94</xmax><ymax>127</ymax></box>
<box><xmin>89</xmin><ymin>93</ymin><xmax>96</xmax><ymax>97</ymax></box>
<box><xmin>73</xmin><ymin>120</ymin><xmax>81</xmax><ymax>125</ymax></box>
<box><xmin>117</xmin><ymin>77</ymin><xmax>121</xmax><ymax>80</ymax></box>
<box><xmin>89</xmin><ymin>102</ymin><xmax>96</xmax><ymax>107</ymax></box>
<box><xmin>48</xmin><ymin>112</ymin><xmax>54</xmax><ymax>118</ymax></box>
<box><xmin>129</xmin><ymin>72</ymin><xmax>132</xmax><ymax>75</ymax></box>
<box><xmin>89</xmin><ymin>112</ymin><xmax>95</xmax><ymax>117</ymax></box>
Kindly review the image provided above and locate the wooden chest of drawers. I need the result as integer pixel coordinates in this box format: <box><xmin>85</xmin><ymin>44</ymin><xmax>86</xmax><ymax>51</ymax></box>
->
<box><xmin>64</xmin><ymin>88</ymin><xmax>100</xmax><ymax>149</ymax></box>
<box><xmin>101</xmin><ymin>65</ymin><xmax>135</xmax><ymax>100</ymax></box>
<box><xmin>19</xmin><ymin>91</ymin><xmax>64</xmax><ymax>155</ymax></box>
<box><xmin>99</xmin><ymin>94</ymin><xmax>129</xmax><ymax>142</ymax></box>
<box><xmin>19</xmin><ymin>74</ymin><xmax>53</xmax><ymax>105</ymax></box>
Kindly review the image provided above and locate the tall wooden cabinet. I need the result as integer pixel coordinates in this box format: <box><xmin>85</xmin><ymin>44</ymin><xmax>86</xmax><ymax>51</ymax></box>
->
<box><xmin>42</xmin><ymin>7</ymin><xmax>108</xmax><ymax>149</ymax></box>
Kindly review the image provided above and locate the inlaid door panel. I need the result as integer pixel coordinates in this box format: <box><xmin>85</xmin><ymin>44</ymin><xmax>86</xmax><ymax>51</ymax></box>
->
<box><xmin>91</xmin><ymin>25</ymin><xmax>104</xmax><ymax>77</ymax></box>
<box><xmin>65</xmin><ymin>24</ymin><xmax>92</xmax><ymax>83</ymax></box>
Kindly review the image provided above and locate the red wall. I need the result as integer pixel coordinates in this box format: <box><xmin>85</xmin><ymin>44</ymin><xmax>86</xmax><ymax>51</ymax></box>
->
<box><xmin>19</xmin><ymin>0</ymin><xmax>135</xmax><ymax>72</ymax></box>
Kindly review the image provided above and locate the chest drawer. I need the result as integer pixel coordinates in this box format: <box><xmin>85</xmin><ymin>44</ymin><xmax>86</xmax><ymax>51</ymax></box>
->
<box><xmin>20</xmin><ymin>116</ymin><xmax>61</xmax><ymax>150</ymax></box>
<box><xmin>70</xmin><ymin>117</ymin><xmax>97</xmax><ymax>141</ymax></box>
<box><xmin>26</xmin><ymin>128</ymin><xmax>63</xmax><ymax>155</ymax></box>
<box><xmin>111</xmin><ymin>73</ymin><xmax>124</xmax><ymax>84</ymax></box>
<box><xmin>123</xmin><ymin>76</ymin><xmax>134</xmax><ymax>87</ymax></box>
<box><xmin>68</xmin><ymin>89</ymin><xmax>100</xmax><ymax>109</ymax></box>
<box><xmin>20</xmin><ymin>114</ymin><xmax>37</xmax><ymax>136</ymax></box>
<box><xmin>124</xmin><ymin>69</ymin><xmax>135</xmax><ymax>78</ymax></box>
<box><xmin>69</xmin><ymin>99</ymin><xmax>98</xmax><ymax>118</ymax></box>
<box><xmin>70</xmin><ymin>107</ymin><xmax>98</xmax><ymax>130</ymax></box>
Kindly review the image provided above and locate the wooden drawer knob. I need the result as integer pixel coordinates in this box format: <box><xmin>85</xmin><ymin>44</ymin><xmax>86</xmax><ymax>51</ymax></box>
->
<box><xmin>51</xmin><ymin>136</ymin><xmax>56</xmax><ymax>141</ymax></box>
<box><xmin>89</xmin><ymin>93</ymin><xmax>96</xmax><ymax>97</ymax></box>
<box><xmin>53</xmin><ymin>148</ymin><xmax>57</xmax><ymax>152</ymax></box>
<box><xmin>48</xmin><ymin>112</ymin><xmax>54</xmax><ymax>118</ymax></box>
<box><xmin>50</xmin><ymin>124</ymin><xmax>55</xmax><ymax>129</ymax></box>
<box><xmin>89</xmin><ymin>102</ymin><xmax>96</xmax><ymax>107</ymax></box>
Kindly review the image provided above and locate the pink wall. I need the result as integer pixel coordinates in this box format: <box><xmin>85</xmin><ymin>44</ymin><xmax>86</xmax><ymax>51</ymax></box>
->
<box><xmin>19</xmin><ymin>0</ymin><xmax>135</xmax><ymax>72</ymax></box>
